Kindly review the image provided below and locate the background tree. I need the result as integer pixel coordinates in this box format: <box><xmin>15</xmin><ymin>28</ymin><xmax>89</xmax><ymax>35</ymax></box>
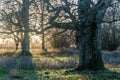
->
<box><xmin>0</xmin><ymin>0</ymin><xmax>51</xmax><ymax>54</ymax></box>
<box><xmin>0</xmin><ymin>0</ymin><xmax>31</xmax><ymax>55</ymax></box>
<box><xmin>48</xmin><ymin>28</ymin><xmax>74</xmax><ymax>48</ymax></box>
<box><xmin>0</xmin><ymin>0</ymin><xmax>24</xmax><ymax>51</ymax></box>
<box><xmin>0</xmin><ymin>0</ymin><xmax>54</xmax><ymax>52</ymax></box>
<box><xmin>0</xmin><ymin>23</ymin><xmax>23</xmax><ymax>51</ymax></box>
<box><xmin>101</xmin><ymin>23</ymin><xmax>120</xmax><ymax>51</ymax></box>
<box><xmin>101</xmin><ymin>4</ymin><xmax>120</xmax><ymax>51</ymax></box>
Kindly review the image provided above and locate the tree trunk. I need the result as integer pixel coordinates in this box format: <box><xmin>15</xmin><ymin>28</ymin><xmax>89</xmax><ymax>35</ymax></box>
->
<box><xmin>20</xmin><ymin>0</ymin><xmax>31</xmax><ymax>55</ymax></box>
<box><xmin>21</xmin><ymin>32</ymin><xmax>31</xmax><ymax>55</ymax></box>
<box><xmin>15</xmin><ymin>41</ymin><xmax>19</xmax><ymax>51</ymax></box>
<box><xmin>76</xmin><ymin>23</ymin><xmax>105</xmax><ymax>71</ymax></box>
<box><xmin>41</xmin><ymin>1</ymin><xmax>45</xmax><ymax>51</ymax></box>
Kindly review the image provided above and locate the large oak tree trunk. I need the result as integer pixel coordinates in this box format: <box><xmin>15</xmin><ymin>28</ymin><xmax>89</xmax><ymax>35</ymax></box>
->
<box><xmin>76</xmin><ymin>23</ymin><xmax>105</xmax><ymax>71</ymax></box>
<box><xmin>75</xmin><ymin>0</ymin><xmax>107</xmax><ymax>71</ymax></box>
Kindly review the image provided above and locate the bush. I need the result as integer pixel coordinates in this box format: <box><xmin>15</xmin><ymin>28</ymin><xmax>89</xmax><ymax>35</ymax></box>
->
<box><xmin>101</xmin><ymin>24</ymin><xmax>120</xmax><ymax>51</ymax></box>
<box><xmin>117</xmin><ymin>46</ymin><xmax>120</xmax><ymax>50</ymax></box>
<box><xmin>48</xmin><ymin>29</ymin><xmax>73</xmax><ymax>48</ymax></box>
<box><xmin>50</xmin><ymin>36</ymin><xmax>70</xmax><ymax>48</ymax></box>
<box><xmin>8</xmin><ymin>69</ymin><xmax>22</xmax><ymax>78</ymax></box>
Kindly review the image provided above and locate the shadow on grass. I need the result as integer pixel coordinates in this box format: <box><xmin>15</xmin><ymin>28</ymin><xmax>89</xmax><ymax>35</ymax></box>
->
<box><xmin>0</xmin><ymin>51</ymin><xmax>43</xmax><ymax>80</ymax></box>
<box><xmin>61</xmin><ymin>69</ymin><xmax>120</xmax><ymax>80</ymax></box>
<box><xmin>0</xmin><ymin>50</ymin><xmax>120</xmax><ymax>80</ymax></box>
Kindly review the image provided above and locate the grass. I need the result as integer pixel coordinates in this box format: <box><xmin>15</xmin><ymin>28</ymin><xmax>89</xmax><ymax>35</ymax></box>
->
<box><xmin>0</xmin><ymin>68</ymin><xmax>120</xmax><ymax>80</ymax></box>
<box><xmin>0</xmin><ymin>49</ymin><xmax>120</xmax><ymax>80</ymax></box>
<box><xmin>0</xmin><ymin>69</ymin><xmax>7</xmax><ymax>80</ymax></box>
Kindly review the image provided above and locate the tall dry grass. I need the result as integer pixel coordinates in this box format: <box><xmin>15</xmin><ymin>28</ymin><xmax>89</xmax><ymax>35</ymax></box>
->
<box><xmin>0</xmin><ymin>48</ymin><xmax>78</xmax><ymax>70</ymax></box>
<box><xmin>0</xmin><ymin>48</ymin><xmax>120</xmax><ymax>70</ymax></box>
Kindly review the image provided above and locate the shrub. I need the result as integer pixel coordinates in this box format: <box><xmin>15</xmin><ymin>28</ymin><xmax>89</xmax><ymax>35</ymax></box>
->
<box><xmin>101</xmin><ymin>24</ymin><xmax>120</xmax><ymax>51</ymax></box>
<box><xmin>117</xmin><ymin>46</ymin><xmax>120</xmax><ymax>50</ymax></box>
<box><xmin>8</xmin><ymin>69</ymin><xmax>22</xmax><ymax>78</ymax></box>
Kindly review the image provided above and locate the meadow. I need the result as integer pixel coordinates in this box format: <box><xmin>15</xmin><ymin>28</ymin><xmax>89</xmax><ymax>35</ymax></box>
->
<box><xmin>0</xmin><ymin>48</ymin><xmax>120</xmax><ymax>80</ymax></box>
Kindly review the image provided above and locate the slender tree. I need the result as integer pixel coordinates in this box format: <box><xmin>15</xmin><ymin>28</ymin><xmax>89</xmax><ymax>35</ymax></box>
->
<box><xmin>20</xmin><ymin>0</ymin><xmax>30</xmax><ymax>55</ymax></box>
<box><xmin>40</xmin><ymin>0</ymin><xmax>45</xmax><ymax>51</ymax></box>
<box><xmin>0</xmin><ymin>0</ymin><xmax>33</xmax><ymax>55</ymax></box>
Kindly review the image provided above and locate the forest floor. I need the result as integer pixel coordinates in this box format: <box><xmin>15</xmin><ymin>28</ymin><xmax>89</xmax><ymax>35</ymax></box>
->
<box><xmin>0</xmin><ymin>48</ymin><xmax>120</xmax><ymax>80</ymax></box>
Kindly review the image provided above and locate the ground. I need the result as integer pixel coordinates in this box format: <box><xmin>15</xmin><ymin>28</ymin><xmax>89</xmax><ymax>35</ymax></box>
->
<box><xmin>0</xmin><ymin>48</ymin><xmax>120</xmax><ymax>80</ymax></box>
<box><xmin>1</xmin><ymin>68</ymin><xmax>120</xmax><ymax>80</ymax></box>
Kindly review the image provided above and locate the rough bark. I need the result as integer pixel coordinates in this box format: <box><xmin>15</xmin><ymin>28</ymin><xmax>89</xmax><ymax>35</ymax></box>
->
<box><xmin>21</xmin><ymin>0</ymin><xmax>31</xmax><ymax>55</ymax></box>
<box><xmin>74</xmin><ymin>0</ymin><xmax>108</xmax><ymax>71</ymax></box>
<box><xmin>21</xmin><ymin>32</ymin><xmax>31</xmax><ymax>56</ymax></box>
<box><xmin>75</xmin><ymin>23</ymin><xmax>104</xmax><ymax>71</ymax></box>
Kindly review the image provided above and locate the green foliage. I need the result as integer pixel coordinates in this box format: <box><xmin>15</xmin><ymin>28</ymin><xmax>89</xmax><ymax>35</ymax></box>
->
<box><xmin>0</xmin><ymin>68</ymin><xmax>8</xmax><ymax>80</ymax></box>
